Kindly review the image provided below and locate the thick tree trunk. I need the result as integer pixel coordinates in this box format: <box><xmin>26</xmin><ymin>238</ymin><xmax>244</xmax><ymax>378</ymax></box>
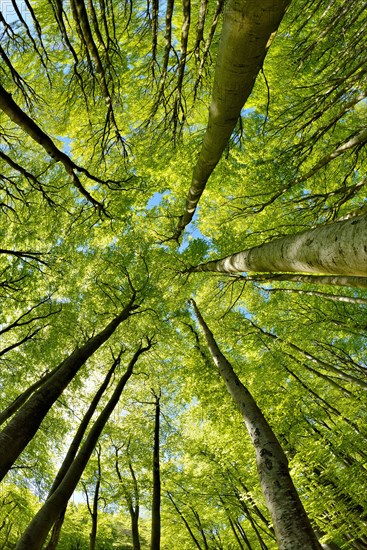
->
<box><xmin>15</xmin><ymin>340</ymin><xmax>151</xmax><ymax>550</ymax></box>
<box><xmin>0</xmin><ymin>366</ymin><xmax>60</xmax><ymax>427</ymax></box>
<box><xmin>0</xmin><ymin>295</ymin><xmax>136</xmax><ymax>482</ymax></box>
<box><xmin>150</xmin><ymin>394</ymin><xmax>161</xmax><ymax>550</ymax></box>
<box><xmin>191</xmin><ymin>300</ymin><xmax>322</xmax><ymax>550</ymax></box>
<box><xmin>174</xmin><ymin>0</ymin><xmax>290</xmax><ymax>238</ymax></box>
<box><xmin>187</xmin><ymin>215</ymin><xmax>367</xmax><ymax>276</ymax></box>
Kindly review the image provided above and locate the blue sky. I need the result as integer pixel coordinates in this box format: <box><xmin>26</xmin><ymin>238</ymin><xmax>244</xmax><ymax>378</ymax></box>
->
<box><xmin>0</xmin><ymin>0</ymin><xmax>30</xmax><ymax>23</ymax></box>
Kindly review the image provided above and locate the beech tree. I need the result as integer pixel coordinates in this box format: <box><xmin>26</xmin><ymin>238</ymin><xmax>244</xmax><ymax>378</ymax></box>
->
<box><xmin>16</xmin><ymin>340</ymin><xmax>152</xmax><ymax>549</ymax></box>
<box><xmin>186</xmin><ymin>214</ymin><xmax>367</xmax><ymax>277</ymax></box>
<box><xmin>115</xmin><ymin>443</ymin><xmax>143</xmax><ymax>550</ymax></box>
<box><xmin>191</xmin><ymin>299</ymin><xmax>322</xmax><ymax>549</ymax></box>
<box><xmin>0</xmin><ymin>0</ymin><xmax>366</xmax><ymax>548</ymax></box>
<box><xmin>173</xmin><ymin>0</ymin><xmax>291</xmax><ymax>239</ymax></box>
<box><xmin>0</xmin><ymin>295</ymin><xmax>138</xmax><ymax>481</ymax></box>
<box><xmin>151</xmin><ymin>392</ymin><xmax>162</xmax><ymax>550</ymax></box>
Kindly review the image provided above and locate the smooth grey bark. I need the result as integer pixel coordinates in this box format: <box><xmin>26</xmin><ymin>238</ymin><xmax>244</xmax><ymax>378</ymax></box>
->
<box><xmin>174</xmin><ymin>0</ymin><xmax>291</xmax><ymax>239</ymax></box>
<box><xmin>15</xmin><ymin>340</ymin><xmax>152</xmax><ymax>550</ymax></box>
<box><xmin>191</xmin><ymin>299</ymin><xmax>322</xmax><ymax>550</ymax></box>
<box><xmin>0</xmin><ymin>295</ymin><xmax>137</xmax><ymax>481</ymax></box>
<box><xmin>187</xmin><ymin>215</ymin><xmax>367</xmax><ymax>276</ymax></box>
<box><xmin>150</xmin><ymin>393</ymin><xmax>161</xmax><ymax>550</ymax></box>
<box><xmin>263</xmin><ymin>287</ymin><xmax>367</xmax><ymax>305</ymax></box>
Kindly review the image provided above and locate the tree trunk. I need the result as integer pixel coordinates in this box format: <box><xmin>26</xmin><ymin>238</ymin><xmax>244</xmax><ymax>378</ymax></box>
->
<box><xmin>15</xmin><ymin>340</ymin><xmax>152</xmax><ymax>550</ymax></box>
<box><xmin>115</xmin><ymin>449</ymin><xmax>142</xmax><ymax>550</ymax></box>
<box><xmin>116</xmin><ymin>457</ymin><xmax>142</xmax><ymax>550</ymax></box>
<box><xmin>227</xmin><ymin>273</ymin><xmax>367</xmax><ymax>289</ymax></box>
<box><xmin>44</xmin><ymin>353</ymin><xmax>121</xmax><ymax>550</ymax></box>
<box><xmin>174</xmin><ymin>0</ymin><xmax>290</xmax><ymax>238</ymax></box>
<box><xmin>187</xmin><ymin>215</ymin><xmax>367</xmax><ymax>276</ymax></box>
<box><xmin>263</xmin><ymin>287</ymin><xmax>367</xmax><ymax>305</ymax></box>
<box><xmin>0</xmin><ymin>296</ymin><xmax>136</xmax><ymax>482</ymax></box>
<box><xmin>89</xmin><ymin>447</ymin><xmax>101</xmax><ymax>550</ymax></box>
<box><xmin>0</xmin><ymin>366</ymin><xmax>61</xmax><ymax>427</ymax></box>
<box><xmin>0</xmin><ymin>83</ymin><xmax>104</xmax><ymax>211</ymax></box>
<box><xmin>129</xmin><ymin>460</ymin><xmax>141</xmax><ymax>550</ymax></box>
<box><xmin>130</xmin><ymin>510</ymin><xmax>140</xmax><ymax>550</ymax></box>
<box><xmin>191</xmin><ymin>300</ymin><xmax>322</xmax><ymax>550</ymax></box>
<box><xmin>150</xmin><ymin>394</ymin><xmax>161</xmax><ymax>550</ymax></box>
<box><xmin>43</xmin><ymin>510</ymin><xmax>65</xmax><ymax>550</ymax></box>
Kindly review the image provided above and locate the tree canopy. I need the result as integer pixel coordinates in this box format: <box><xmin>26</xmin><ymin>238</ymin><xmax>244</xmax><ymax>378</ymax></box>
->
<box><xmin>0</xmin><ymin>0</ymin><xmax>366</xmax><ymax>548</ymax></box>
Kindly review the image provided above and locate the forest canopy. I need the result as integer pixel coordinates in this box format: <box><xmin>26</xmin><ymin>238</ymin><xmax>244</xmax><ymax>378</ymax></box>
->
<box><xmin>0</xmin><ymin>0</ymin><xmax>367</xmax><ymax>548</ymax></box>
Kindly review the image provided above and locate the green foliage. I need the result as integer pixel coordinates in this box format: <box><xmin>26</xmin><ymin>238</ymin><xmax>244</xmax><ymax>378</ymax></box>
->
<box><xmin>57</xmin><ymin>502</ymin><xmax>135</xmax><ymax>550</ymax></box>
<box><xmin>0</xmin><ymin>483</ymin><xmax>39</xmax><ymax>547</ymax></box>
<box><xmin>0</xmin><ymin>0</ymin><xmax>367</xmax><ymax>548</ymax></box>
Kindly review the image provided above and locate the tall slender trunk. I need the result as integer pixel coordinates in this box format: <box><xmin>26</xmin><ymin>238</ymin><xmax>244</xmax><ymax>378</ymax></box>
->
<box><xmin>131</xmin><ymin>508</ymin><xmax>141</xmax><ymax>550</ymax></box>
<box><xmin>87</xmin><ymin>445</ymin><xmax>102</xmax><ymax>550</ymax></box>
<box><xmin>0</xmin><ymin>296</ymin><xmax>136</xmax><ymax>482</ymax></box>
<box><xmin>15</xmin><ymin>340</ymin><xmax>152</xmax><ymax>550</ymax></box>
<box><xmin>187</xmin><ymin>215</ymin><xmax>367</xmax><ymax>276</ymax></box>
<box><xmin>226</xmin><ymin>273</ymin><xmax>367</xmax><ymax>289</ymax></box>
<box><xmin>174</xmin><ymin>0</ymin><xmax>290</xmax><ymax>238</ymax></box>
<box><xmin>129</xmin><ymin>460</ymin><xmax>141</xmax><ymax>550</ymax></box>
<box><xmin>45</xmin><ymin>353</ymin><xmax>121</xmax><ymax>550</ymax></box>
<box><xmin>150</xmin><ymin>393</ymin><xmax>161</xmax><ymax>550</ymax></box>
<box><xmin>263</xmin><ymin>287</ymin><xmax>367</xmax><ymax>305</ymax></box>
<box><xmin>115</xmin><ymin>455</ymin><xmax>141</xmax><ymax>550</ymax></box>
<box><xmin>191</xmin><ymin>300</ymin><xmax>322</xmax><ymax>550</ymax></box>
